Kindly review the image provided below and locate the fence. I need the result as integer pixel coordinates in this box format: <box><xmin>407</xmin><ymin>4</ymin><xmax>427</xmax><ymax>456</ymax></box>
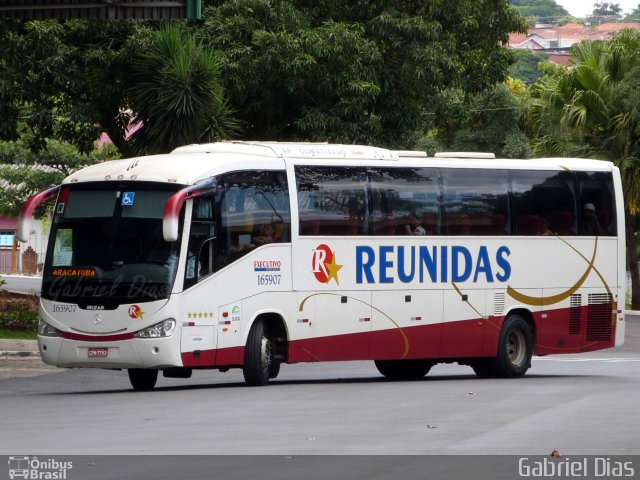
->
<box><xmin>0</xmin><ymin>232</ymin><xmax>47</xmax><ymax>276</ymax></box>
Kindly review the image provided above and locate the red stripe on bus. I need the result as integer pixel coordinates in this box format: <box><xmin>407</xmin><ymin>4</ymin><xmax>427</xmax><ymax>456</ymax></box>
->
<box><xmin>62</xmin><ymin>332</ymin><xmax>136</xmax><ymax>342</ymax></box>
<box><xmin>178</xmin><ymin>304</ymin><xmax>616</xmax><ymax>367</ymax></box>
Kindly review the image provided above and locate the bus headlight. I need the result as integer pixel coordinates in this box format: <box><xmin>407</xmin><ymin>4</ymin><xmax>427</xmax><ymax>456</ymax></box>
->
<box><xmin>39</xmin><ymin>319</ymin><xmax>63</xmax><ymax>337</ymax></box>
<box><xmin>135</xmin><ymin>319</ymin><xmax>176</xmax><ymax>338</ymax></box>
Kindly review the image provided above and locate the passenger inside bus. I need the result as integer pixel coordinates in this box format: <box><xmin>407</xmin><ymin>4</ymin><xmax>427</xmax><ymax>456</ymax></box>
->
<box><xmin>252</xmin><ymin>223</ymin><xmax>276</xmax><ymax>245</ymax></box>
<box><xmin>403</xmin><ymin>213</ymin><xmax>426</xmax><ymax>235</ymax></box>
<box><xmin>540</xmin><ymin>218</ymin><xmax>555</xmax><ymax>236</ymax></box>
<box><xmin>229</xmin><ymin>236</ymin><xmax>254</xmax><ymax>255</ymax></box>
<box><xmin>580</xmin><ymin>203</ymin><xmax>603</xmax><ymax>235</ymax></box>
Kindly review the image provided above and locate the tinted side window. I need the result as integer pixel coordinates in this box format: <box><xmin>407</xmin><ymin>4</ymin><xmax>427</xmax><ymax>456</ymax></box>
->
<box><xmin>369</xmin><ymin>168</ymin><xmax>440</xmax><ymax>235</ymax></box>
<box><xmin>442</xmin><ymin>169</ymin><xmax>510</xmax><ymax>235</ymax></box>
<box><xmin>577</xmin><ymin>171</ymin><xmax>616</xmax><ymax>236</ymax></box>
<box><xmin>296</xmin><ymin>167</ymin><xmax>367</xmax><ymax>235</ymax></box>
<box><xmin>183</xmin><ymin>171</ymin><xmax>290</xmax><ymax>289</ymax></box>
<box><xmin>511</xmin><ymin>171</ymin><xmax>578</xmax><ymax>236</ymax></box>
<box><xmin>217</xmin><ymin>171</ymin><xmax>290</xmax><ymax>269</ymax></box>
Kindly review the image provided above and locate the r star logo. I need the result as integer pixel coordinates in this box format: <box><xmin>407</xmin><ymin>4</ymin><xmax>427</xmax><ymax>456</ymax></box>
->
<box><xmin>312</xmin><ymin>244</ymin><xmax>343</xmax><ymax>285</ymax></box>
<box><xmin>128</xmin><ymin>305</ymin><xmax>144</xmax><ymax>319</ymax></box>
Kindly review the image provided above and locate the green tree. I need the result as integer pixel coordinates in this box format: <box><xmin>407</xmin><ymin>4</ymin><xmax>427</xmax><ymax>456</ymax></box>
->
<box><xmin>624</xmin><ymin>4</ymin><xmax>640</xmax><ymax>21</ymax></box>
<box><xmin>127</xmin><ymin>24</ymin><xmax>240</xmax><ymax>156</ymax></box>
<box><xmin>201</xmin><ymin>0</ymin><xmax>527</xmax><ymax>148</ymax></box>
<box><xmin>0</xmin><ymin>20</ymin><xmax>240</xmax><ymax>158</ymax></box>
<box><xmin>509</xmin><ymin>49</ymin><xmax>548</xmax><ymax>85</ymax></box>
<box><xmin>529</xmin><ymin>30</ymin><xmax>640</xmax><ymax>307</ymax></box>
<box><xmin>431</xmin><ymin>82</ymin><xmax>531</xmax><ymax>158</ymax></box>
<box><xmin>590</xmin><ymin>2</ymin><xmax>623</xmax><ymax>24</ymax></box>
<box><xmin>0</xmin><ymin>130</ymin><xmax>119</xmax><ymax>217</ymax></box>
<box><xmin>0</xmin><ymin>20</ymin><xmax>142</xmax><ymax>154</ymax></box>
<box><xmin>510</xmin><ymin>0</ymin><xmax>570</xmax><ymax>24</ymax></box>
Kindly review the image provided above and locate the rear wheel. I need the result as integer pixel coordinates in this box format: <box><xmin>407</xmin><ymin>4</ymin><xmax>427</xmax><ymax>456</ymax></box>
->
<box><xmin>128</xmin><ymin>368</ymin><xmax>158</xmax><ymax>391</ymax></box>
<box><xmin>243</xmin><ymin>320</ymin><xmax>273</xmax><ymax>386</ymax></box>
<box><xmin>375</xmin><ymin>359</ymin><xmax>433</xmax><ymax>380</ymax></box>
<box><xmin>471</xmin><ymin>359</ymin><xmax>495</xmax><ymax>378</ymax></box>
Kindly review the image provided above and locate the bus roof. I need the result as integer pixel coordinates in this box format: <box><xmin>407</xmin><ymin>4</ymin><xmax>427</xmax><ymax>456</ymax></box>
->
<box><xmin>63</xmin><ymin>142</ymin><xmax>616</xmax><ymax>186</ymax></box>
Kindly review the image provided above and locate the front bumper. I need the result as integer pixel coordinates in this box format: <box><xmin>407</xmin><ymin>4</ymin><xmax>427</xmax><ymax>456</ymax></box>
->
<box><xmin>38</xmin><ymin>334</ymin><xmax>182</xmax><ymax>369</ymax></box>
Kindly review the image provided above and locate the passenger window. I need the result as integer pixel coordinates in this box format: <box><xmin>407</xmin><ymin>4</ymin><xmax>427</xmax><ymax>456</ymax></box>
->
<box><xmin>577</xmin><ymin>171</ymin><xmax>616</xmax><ymax>236</ymax></box>
<box><xmin>183</xmin><ymin>171</ymin><xmax>290</xmax><ymax>289</ymax></box>
<box><xmin>511</xmin><ymin>171</ymin><xmax>578</xmax><ymax>236</ymax></box>
<box><xmin>442</xmin><ymin>169</ymin><xmax>510</xmax><ymax>235</ymax></box>
<box><xmin>216</xmin><ymin>171</ymin><xmax>290</xmax><ymax>269</ymax></box>
<box><xmin>184</xmin><ymin>197</ymin><xmax>216</xmax><ymax>290</ymax></box>
<box><xmin>296</xmin><ymin>167</ymin><xmax>367</xmax><ymax>235</ymax></box>
<box><xmin>369</xmin><ymin>168</ymin><xmax>440</xmax><ymax>235</ymax></box>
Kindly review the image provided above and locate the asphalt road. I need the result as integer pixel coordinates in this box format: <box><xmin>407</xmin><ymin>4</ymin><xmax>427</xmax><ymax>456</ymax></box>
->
<box><xmin>1</xmin><ymin>317</ymin><xmax>639</xmax><ymax>459</ymax></box>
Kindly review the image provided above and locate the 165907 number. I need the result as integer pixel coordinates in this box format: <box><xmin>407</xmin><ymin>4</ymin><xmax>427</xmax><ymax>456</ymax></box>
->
<box><xmin>53</xmin><ymin>304</ymin><xmax>77</xmax><ymax>313</ymax></box>
<box><xmin>257</xmin><ymin>274</ymin><xmax>281</xmax><ymax>286</ymax></box>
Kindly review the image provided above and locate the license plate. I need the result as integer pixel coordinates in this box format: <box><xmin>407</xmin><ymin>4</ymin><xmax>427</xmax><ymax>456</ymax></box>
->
<box><xmin>88</xmin><ymin>347</ymin><xmax>108</xmax><ymax>358</ymax></box>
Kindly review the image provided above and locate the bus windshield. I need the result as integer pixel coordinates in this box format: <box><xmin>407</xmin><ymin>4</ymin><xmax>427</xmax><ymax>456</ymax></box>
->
<box><xmin>42</xmin><ymin>184</ymin><xmax>183</xmax><ymax>305</ymax></box>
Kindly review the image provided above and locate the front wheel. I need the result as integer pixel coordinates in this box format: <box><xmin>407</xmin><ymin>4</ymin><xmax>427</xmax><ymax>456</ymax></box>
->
<box><xmin>375</xmin><ymin>359</ymin><xmax>433</xmax><ymax>380</ymax></box>
<box><xmin>128</xmin><ymin>368</ymin><xmax>158</xmax><ymax>391</ymax></box>
<box><xmin>493</xmin><ymin>315</ymin><xmax>533</xmax><ymax>378</ymax></box>
<box><xmin>243</xmin><ymin>320</ymin><xmax>273</xmax><ymax>386</ymax></box>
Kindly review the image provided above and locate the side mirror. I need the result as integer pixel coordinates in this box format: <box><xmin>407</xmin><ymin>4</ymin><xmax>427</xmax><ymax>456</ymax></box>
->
<box><xmin>162</xmin><ymin>177</ymin><xmax>217</xmax><ymax>242</ymax></box>
<box><xmin>17</xmin><ymin>186</ymin><xmax>60</xmax><ymax>242</ymax></box>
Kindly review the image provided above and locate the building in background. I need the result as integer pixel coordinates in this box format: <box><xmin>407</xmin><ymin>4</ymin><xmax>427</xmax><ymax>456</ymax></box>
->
<box><xmin>0</xmin><ymin>215</ymin><xmax>47</xmax><ymax>276</ymax></box>
<box><xmin>509</xmin><ymin>22</ymin><xmax>640</xmax><ymax>64</ymax></box>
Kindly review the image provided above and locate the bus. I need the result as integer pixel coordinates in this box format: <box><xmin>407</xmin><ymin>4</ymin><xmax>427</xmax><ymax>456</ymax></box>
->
<box><xmin>18</xmin><ymin>142</ymin><xmax>626</xmax><ymax>390</ymax></box>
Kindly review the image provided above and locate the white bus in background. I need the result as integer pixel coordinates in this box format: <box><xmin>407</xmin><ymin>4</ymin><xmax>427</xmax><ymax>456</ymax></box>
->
<box><xmin>19</xmin><ymin>142</ymin><xmax>626</xmax><ymax>390</ymax></box>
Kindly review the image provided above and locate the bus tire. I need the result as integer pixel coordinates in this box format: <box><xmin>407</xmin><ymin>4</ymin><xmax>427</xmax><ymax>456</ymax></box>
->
<box><xmin>493</xmin><ymin>315</ymin><xmax>533</xmax><ymax>378</ymax></box>
<box><xmin>471</xmin><ymin>359</ymin><xmax>495</xmax><ymax>378</ymax></box>
<box><xmin>128</xmin><ymin>368</ymin><xmax>158</xmax><ymax>391</ymax></box>
<box><xmin>269</xmin><ymin>361</ymin><xmax>281</xmax><ymax>379</ymax></box>
<box><xmin>374</xmin><ymin>359</ymin><xmax>433</xmax><ymax>380</ymax></box>
<box><xmin>243</xmin><ymin>319</ymin><xmax>273</xmax><ymax>386</ymax></box>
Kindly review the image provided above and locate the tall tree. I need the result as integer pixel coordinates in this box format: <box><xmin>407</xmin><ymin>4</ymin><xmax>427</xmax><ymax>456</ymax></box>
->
<box><xmin>0</xmin><ymin>20</ymin><xmax>240</xmax><ymax>158</ymax></box>
<box><xmin>624</xmin><ymin>4</ymin><xmax>640</xmax><ymax>21</ymax></box>
<box><xmin>0</xmin><ymin>132</ymin><xmax>118</xmax><ymax>216</ymax></box>
<box><xmin>0</xmin><ymin>20</ymin><xmax>142</xmax><ymax>154</ymax></box>
<box><xmin>509</xmin><ymin>49</ymin><xmax>548</xmax><ymax>85</ymax></box>
<box><xmin>510</xmin><ymin>0</ymin><xmax>570</xmax><ymax>24</ymax></box>
<box><xmin>441</xmin><ymin>82</ymin><xmax>531</xmax><ymax>158</ymax></box>
<box><xmin>126</xmin><ymin>24</ymin><xmax>240</xmax><ymax>156</ymax></box>
<box><xmin>590</xmin><ymin>2</ymin><xmax>623</xmax><ymax>24</ymax></box>
<box><xmin>529</xmin><ymin>29</ymin><xmax>640</xmax><ymax>307</ymax></box>
<box><xmin>200</xmin><ymin>0</ymin><xmax>527</xmax><ymax>148</ymax></box>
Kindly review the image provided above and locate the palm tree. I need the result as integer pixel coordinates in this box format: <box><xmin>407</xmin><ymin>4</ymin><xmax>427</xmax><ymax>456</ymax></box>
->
<box><xmin>125</xmin><ymin>24</ymin><xmax>241</xmax><ymax>156</ymax></box>
<box><xmin>529</xmin><ymin>29</ymin><xmax>640</xmax><ymax>308</ymax></box>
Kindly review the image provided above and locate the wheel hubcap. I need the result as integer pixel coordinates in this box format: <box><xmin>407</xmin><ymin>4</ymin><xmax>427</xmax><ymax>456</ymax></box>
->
<box><xmin>260</xmin><ymin>337</ymin><xmax>272</xmax><ymax>369</ymax></box>
<box><xmin>506</xmin><ymin>329</ymin><xmax>526</xmax><ymax>366</ymax></box>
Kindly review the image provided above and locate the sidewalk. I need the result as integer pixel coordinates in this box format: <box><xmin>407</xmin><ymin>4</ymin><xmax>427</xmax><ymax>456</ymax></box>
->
<box><xmin>0</xmin><ymin>338</ymin><xmax>57</xmax><ymax>380</ymax></box>
<box><xmin>0</xmin><ymin>339</ymin><xmax>39</xmax><ymax>357</ymax></box>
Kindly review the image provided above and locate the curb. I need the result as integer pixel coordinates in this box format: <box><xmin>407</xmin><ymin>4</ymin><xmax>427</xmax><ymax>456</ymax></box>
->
<box><xmin>0</xmin><ymin>351</ymin><xmax>40</xmax><ymax>358</ymax></box>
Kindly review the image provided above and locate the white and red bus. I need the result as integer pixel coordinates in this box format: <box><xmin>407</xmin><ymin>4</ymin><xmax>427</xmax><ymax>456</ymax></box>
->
<box><xmin>19</xmin><ymin>142</ymin><xmax>626</xmax><ymax>390</ymax></box>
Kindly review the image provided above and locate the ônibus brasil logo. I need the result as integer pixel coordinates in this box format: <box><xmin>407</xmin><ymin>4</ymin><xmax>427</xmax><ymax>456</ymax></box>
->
<box><xmin>312</xmin><ymin>244</ymin><xmax>343</xmax><ymax>285</ymax></box>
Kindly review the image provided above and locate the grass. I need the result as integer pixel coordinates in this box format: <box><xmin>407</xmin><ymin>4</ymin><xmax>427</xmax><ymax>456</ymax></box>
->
<box><xmin>0</xmin><ymin>329</ymin><xmax>37</xmax><ymax>340</ymax></box>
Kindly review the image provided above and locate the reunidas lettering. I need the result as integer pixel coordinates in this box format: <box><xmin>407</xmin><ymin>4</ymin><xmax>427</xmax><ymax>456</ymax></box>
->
<box><xmin>355</xmin><ymin>245</ymin><xmax>511</xmax><ymax>284</ymax></box>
